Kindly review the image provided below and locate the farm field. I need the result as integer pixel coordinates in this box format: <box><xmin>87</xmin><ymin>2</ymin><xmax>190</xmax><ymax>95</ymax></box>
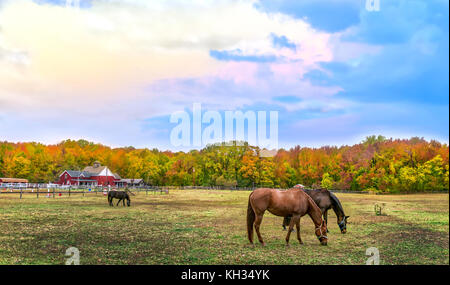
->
<box><xmin>0</xmin><ymin>190</ymin><xmax>448</xmax><ymax>265</ymax></box>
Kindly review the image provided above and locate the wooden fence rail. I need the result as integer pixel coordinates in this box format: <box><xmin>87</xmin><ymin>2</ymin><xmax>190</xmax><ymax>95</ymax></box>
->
<box><xmin>0</xmin><ymin>187</ymin><xmax>170</xmax><ymax>199</ymax></box>
<box><xmin>0</xmin><ymin>186</ymin><xmax>447</xmax><ymax>199</ymax></box>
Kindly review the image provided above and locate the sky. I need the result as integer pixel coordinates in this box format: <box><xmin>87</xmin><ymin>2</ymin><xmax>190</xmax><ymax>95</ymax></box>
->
<box><xmin>0</xmin><ymin>0</ymin><xmax>448</xmax><ymax>151</ymax></box>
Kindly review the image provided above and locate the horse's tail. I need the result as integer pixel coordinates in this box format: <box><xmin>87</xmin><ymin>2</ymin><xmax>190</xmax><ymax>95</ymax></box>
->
<box><xmin>247</xmin><ymin>192</ymin><xmax>255</xmax><ymax>244</ymax></box>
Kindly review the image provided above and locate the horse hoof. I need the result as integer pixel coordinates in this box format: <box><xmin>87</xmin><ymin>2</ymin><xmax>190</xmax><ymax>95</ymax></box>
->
<box><xmin>261</xmin><ymin>243</ymin><xmax>266</xmax><ymax>247</ymax></box>
<box><xmin>285</xmin><ymin>243</ymin><xmax>290</xmax><ymax>247</ymax></box>
<box><xmin>299</xmin><ymin>241</ymin><xmax>304</xmax><ymax>245</ymax></box>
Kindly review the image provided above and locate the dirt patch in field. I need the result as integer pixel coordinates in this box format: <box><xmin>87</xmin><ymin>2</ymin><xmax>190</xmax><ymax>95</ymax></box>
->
<box><xmin>367</xmin><ymin>215</ymin><xmax>449</xmax><ymax>249</ymax></box>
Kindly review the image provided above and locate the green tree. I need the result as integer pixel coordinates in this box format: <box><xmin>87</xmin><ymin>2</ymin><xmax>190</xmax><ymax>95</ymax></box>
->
<box><xmin>321</xmin><ymin>172</ymin><xmax>334</xmax><ymax>189</ymax></box>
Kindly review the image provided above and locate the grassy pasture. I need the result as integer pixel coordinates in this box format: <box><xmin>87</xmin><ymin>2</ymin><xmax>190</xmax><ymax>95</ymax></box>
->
<box><xmin>0</xmin><ymin>190</ymin><xmax>448</xmax><ymax>265</ymax></box>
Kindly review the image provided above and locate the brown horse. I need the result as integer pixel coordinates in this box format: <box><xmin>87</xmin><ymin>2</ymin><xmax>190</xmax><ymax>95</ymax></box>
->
<box><xmin>247</xmin><ymin>188</ymin><xmax>328</xmax><ymax>246</ymax></box>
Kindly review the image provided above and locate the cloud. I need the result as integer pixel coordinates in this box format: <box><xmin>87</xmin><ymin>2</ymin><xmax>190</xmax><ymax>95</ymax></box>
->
<box><xmin>0</xmin><ymin>0</ymin><xmax>447</xmax><ymax>149</ymax></box>
<box><xmin>256</xmin><ymin>0</ymin><xmax>361</xmax><ymax>33</ymax></box>
<box><xmin>0</xmin><ymin>0</ymin><xmax>344</xmax><ymax>148</ymax></box>
<box><xmin>313</xmin><ymin>0</ymin><xmax>449</xmax><ymax>107</ymax></box>
<box><xmin>0</xmin><ymin>0</ymin><xmax>336</xmax><ymax>112</ymax></box>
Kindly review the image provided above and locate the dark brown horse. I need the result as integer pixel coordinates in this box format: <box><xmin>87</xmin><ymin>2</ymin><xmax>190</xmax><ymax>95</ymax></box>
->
<box><xmin>108</xmin><ymin>190</ymin><xmax>131</xmax><ymax>207</ymax></box>
<box><xmin>247</xmin><ymin>188</ymin><xmax>328</xmax><ymax>246</ymax></box>
<box><xmin>283</xmin><ymin>188</ymin><xmax>349</xmax><ymax>233</ymax></box>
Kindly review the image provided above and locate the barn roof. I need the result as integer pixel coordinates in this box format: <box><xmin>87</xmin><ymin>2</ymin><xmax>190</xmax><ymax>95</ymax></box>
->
<box><xmin>61</xmin><ymin>162</ymin><xmax>121</xmax><ymax>179</ymax></box>
<box><xmin>0</xmin><ymin>178</ymin><xmax>29</xmax><ymax>183</ymax></box>
<box><xmin>63</xmin><ymin>170</ymin><xmax>95</xmax><ymax>178</ymax></box>
<box><xmin>83</xmin><ymin>163</ymin><xmax>120</xmax><ymax>179</ymax></box>
<box><xmin>82</xmin><ymin>165</ymin><xmax>107</xmax><ymax>175</ymax></box>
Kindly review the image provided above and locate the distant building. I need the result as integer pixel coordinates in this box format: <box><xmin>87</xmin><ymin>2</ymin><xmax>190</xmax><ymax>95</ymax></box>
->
<box><xmin>0</xmin><ymin>178</ymin><xmax>28</xmax><ymax>188</ymax></box>
<box><xmin>56</xmin><ymin>161</ymin><xmax>141</xmax><ymax>187</ymax></box>
<box><xmin>0</xmin><ymin>178</ymin><xmax>28</xmax><ymax>189</ymax></box>
<box><xmin>120</xmin><ymin>179</ymin><xmax>145</xmax><ymax>187</ymax></box>
<box><xmin>0</xmin><ymin>178</ymin><xmax>29</xmax><ymax>184</ymax></box>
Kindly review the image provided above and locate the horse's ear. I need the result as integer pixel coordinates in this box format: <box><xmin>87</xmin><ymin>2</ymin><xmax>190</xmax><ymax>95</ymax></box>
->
<box><xmin>345</xmin><ymin>216</ymin><xmax>350</xmax><ymax>219</ymax></box>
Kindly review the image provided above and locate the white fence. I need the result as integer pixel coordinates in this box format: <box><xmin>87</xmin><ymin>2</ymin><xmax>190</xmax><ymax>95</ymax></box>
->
<box><xmin>0</xmin><ymin>183</ymin><xmax>28</xmax><ymax>189</ymax></box>
<box><xmin>0</xmin><ymin>186</ymin><xmax>169</xmax><ymax>199</ymax></box>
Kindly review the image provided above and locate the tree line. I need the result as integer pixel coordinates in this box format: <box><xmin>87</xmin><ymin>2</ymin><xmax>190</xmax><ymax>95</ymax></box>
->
<box><xmin>0</xmin><ymin>135</ymin><xmax>448</xmax><ymax>193</ymax></box>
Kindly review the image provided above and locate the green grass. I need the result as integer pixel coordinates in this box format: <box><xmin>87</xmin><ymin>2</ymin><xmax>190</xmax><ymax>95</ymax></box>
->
<box><xmin>0</xmin><ymin>190</ymin><xmax>448</xmax><ymax>265</ymax></box>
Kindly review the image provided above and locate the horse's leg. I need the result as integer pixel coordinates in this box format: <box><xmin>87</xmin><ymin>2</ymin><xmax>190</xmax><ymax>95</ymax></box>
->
<box><xmin>290</xmin><ymin>217</ymin><xmax>295</xmax><ymax>233</ymax></box>
<box><xmin>323</xmin><ymin>209</ymin><xmax>329</xmax><ymax>233</ymax></box>
<box><xmin>283</xmin><ymin>216</ymin><xmax>295</xmax><ymax>232</ymax></box>
<box><xmin>295</xmin><ymin>217</ymin><xmax>303</xmax><ymax>244</ymax></box>
<box><xmin>116</xmin><ymin>198</ymin><xmax>122</xmax><ymax>206</ymax></box>
<box><xmin>282</xmin><ymin>216</ymin><xmax>289</xmax><ymax>230</ymax></box>
<box><xmin>285</xmin><ymin>216</ymin><xmax>297</xmax><ymax>246</ymax></box>
<box><xmin>254</xmin><ymin>213</ymin><xmax>265</xmax><ymax>246</ymax></box>
<box><xmin>122</xmin><ymin>199</ymin><xmax>125</xmax><ymax>206</ymax></box>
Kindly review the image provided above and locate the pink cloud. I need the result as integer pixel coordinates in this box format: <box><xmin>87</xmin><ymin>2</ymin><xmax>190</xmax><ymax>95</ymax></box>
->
<box><xmin>214</xmin><ymin>61</ymin><xmax>260</xmax><ymax>85</ymax></box>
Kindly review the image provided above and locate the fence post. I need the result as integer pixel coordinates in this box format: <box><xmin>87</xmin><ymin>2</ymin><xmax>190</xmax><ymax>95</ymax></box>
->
<box><xmin>69</xmin><ymin>188</ymin><xmax>71</xmax><ymax>197</ymax></box>
<box><xmin>20</xmin><ymin>188</ymin><xmax>22</xmax><ymax>199</ymax></box>
<box><xmin>53</xmin><ymin>188</ymin><xmax>55</xmax><ymax>198</ymax></box>
<box><xmin>82</xmin><ymin>188</ymin><xmax>85</xmax><ymax>197</ymax></box>
<box><xmin>37</xmin><ymin>189</ymin><xmax>39</xmax><ymax>199</ymax></box>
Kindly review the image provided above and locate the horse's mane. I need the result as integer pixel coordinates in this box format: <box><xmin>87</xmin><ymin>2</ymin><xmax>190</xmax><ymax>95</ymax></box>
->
<box><xmin>303</xmin><ymin>187</ymin><xmax>345</xmax><ymax>217</ymax></box>
<box><xmin>329</xmin><ymin>191</ymin><xmax>345</xmax><ymax>216</ymax></box>
<box><xmin>302</xmin><ymin>188</ymin><xmax>313</xmax><ymax>195</ymax></box>
<box><xmin>303</xmin><ymin>192</ymin><xmax>323</xmax><ymax>225</ymax></box>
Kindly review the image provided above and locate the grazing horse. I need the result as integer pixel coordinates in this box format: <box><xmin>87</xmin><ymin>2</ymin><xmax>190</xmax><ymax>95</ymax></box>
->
<box><xmin>283</xmin><ymin>188</ymin><xmax>349</xmax><ymax>234</ymax></box>
<box><xmin>108</xmin><ymin>190</ymin><xmax>131</xmax><ymax>207</ymax></box>
<box><xmin>247</xmin><ymin>188</ymin><xmax>328</xmax><ymax>246</ymax></box>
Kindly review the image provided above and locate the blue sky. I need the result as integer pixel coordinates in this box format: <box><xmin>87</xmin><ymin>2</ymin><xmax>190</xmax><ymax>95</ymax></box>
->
<box><xmin>0</xmin><ymin>0</ymin><xmax>448</xmax><ymax>150</ymax></box>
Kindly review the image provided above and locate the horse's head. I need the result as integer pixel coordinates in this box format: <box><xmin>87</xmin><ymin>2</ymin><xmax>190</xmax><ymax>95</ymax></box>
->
<box><xmin>315</xmin><ymin>220</ymin><xmax>328</xmax><ymax>246</ymax></box>
<box><xmin>338</xmin><ymin>216</ymin><xmax>349</xmax><ymax>234</ymax></box>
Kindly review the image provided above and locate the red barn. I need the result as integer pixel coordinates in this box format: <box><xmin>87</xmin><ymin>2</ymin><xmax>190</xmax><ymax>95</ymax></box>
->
<box><xmin>57</xmin><ymin>161</ymin><xmax>126</xmax><ymax>187</ymax></box>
